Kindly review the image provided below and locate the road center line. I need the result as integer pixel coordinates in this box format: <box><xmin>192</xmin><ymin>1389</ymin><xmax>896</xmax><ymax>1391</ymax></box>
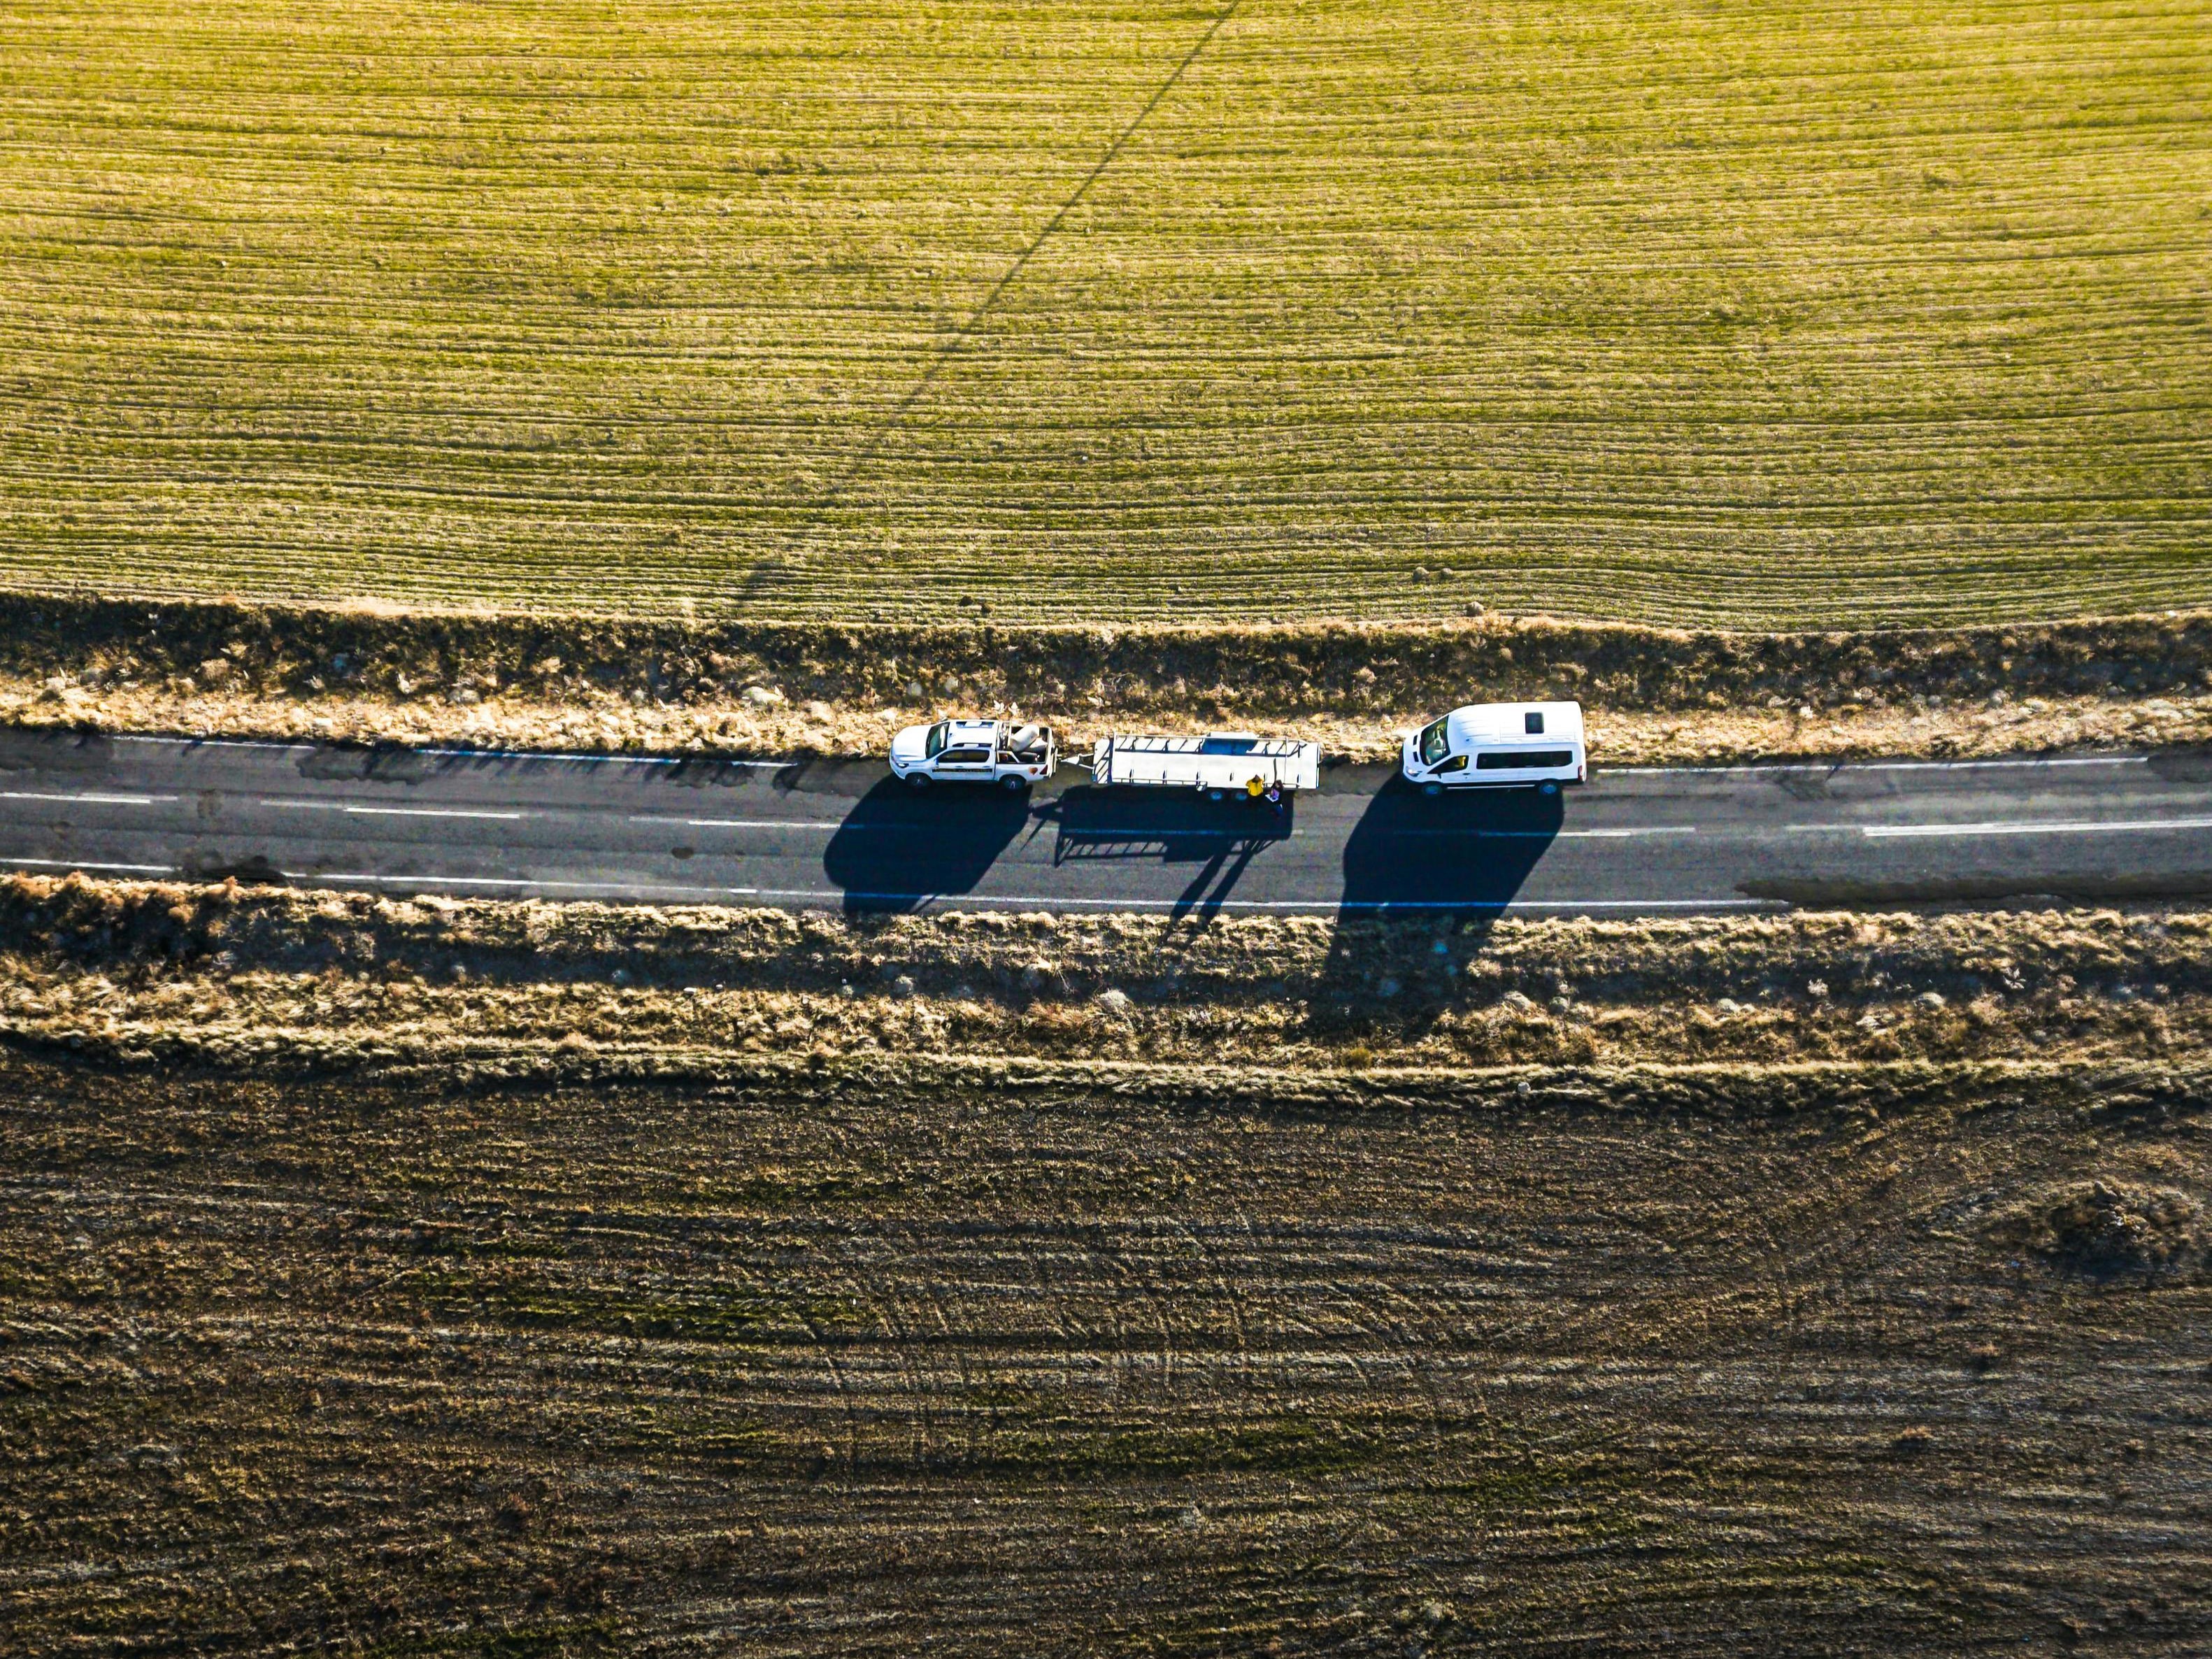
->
<box><xmin>1377</xmin><ymin>826</ymin><xmax>1697</xmax><ymax>839</ymax></box>
<box><xmin>0</xmin><ymin>790</ymin><xmax>178</xmax><ymax>806</ymax></box>
<box><xmin>629</xmin><ymin>815</ymin><xmax>841</xmax><ymax>831</ymax></box>
<box><xmin>1862</xmin><ymin>816</ymin><xmax>2212</xmax><ymax>839</ymax></box>
<box><xmin>259</xmin><ymin>800</ymin><xmax>527</xmax><ymax>821</ymax></box>
<box><xmin>636</xmin><ymin>820</ymin><xmax>1701</xmax><ymax>841</ymax></box>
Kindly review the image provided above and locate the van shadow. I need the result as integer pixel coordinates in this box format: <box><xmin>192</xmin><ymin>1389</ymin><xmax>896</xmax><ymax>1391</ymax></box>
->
<box><xmin>1053</xmin><ymin>785</ymin><xmax>1293</xmax><ymax>924</ymax></box>
<box><xmin>822</xmin><ymin>778</ymin><xmax>1035</xmax><ymax>914</ymax></box>
<box><xmin>1308</xmin><ymin>778</ymin><xmax>1563</xmax><ymax>1039</ymax></box>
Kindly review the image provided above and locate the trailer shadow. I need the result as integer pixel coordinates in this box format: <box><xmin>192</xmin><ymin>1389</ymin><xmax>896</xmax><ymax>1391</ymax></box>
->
<box><xmin>1052</xmin><ymin>785</ymin><xmax>1294</xmax><ymax>925</ymax></box>
<box><xmin>1308</xmin><ymin>778</ymin><xmax>1563</xmax><ymax>1038</ymax></box>
<box><xmin>822</xmin><ymin>778</ymin><xmax>1035</xmax><ymax>914</ymax></box>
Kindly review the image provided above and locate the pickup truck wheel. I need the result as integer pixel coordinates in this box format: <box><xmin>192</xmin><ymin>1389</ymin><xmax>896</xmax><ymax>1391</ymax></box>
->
<box><xmin>904</xmin><ymin>773</ymin><xmax>932</xmax><ymax>790</ymax></box>
<box><xmin>999</xmin><ymin>774</ymin><xmax>1028</xmax><ymax>793</ymax></box>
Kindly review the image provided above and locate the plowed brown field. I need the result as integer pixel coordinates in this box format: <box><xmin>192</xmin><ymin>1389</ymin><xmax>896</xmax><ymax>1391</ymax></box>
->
<box><xmin>2</xmin><ymin>1050</ymin><xmax>2207</xmax><ymax>1654</ymax></box>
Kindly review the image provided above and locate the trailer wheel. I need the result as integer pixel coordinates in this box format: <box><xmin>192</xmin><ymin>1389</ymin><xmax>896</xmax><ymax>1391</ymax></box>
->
<box><xmin>1207</xmin><ymin>788</ymin><xmax>1226</xmax><ymax>803</ymax></box>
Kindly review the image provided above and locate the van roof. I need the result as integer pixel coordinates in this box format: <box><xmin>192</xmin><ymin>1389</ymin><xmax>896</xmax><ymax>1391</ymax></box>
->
<box><xmin>1443</xmin><ymin>700</ymin><xmax>1585</xmax><ymax>747</ymax></box>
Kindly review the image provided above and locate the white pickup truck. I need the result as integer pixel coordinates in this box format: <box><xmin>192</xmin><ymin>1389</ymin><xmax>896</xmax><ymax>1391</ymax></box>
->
<box><xmin>888</xmin><ymin>718</ymin><xmax>1057</xmax><ymax>790</ymax></box>
<box><xmin>1401</xmin><ymin>700</ymin><xmax>1587</xmax><ymax>795</ymax></box>
<box><xmin>1087</xmin><ymin>732</ymin><xmax>1322</xmax><ymax>800</ymax></box>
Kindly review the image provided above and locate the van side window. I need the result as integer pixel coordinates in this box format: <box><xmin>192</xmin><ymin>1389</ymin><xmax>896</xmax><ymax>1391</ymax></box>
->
<box><xmin>1525</xmin><ymin>711</ymin><xmax>1544</xmax><ymax>734</ymax></box>
<box><xmin>1476</xmin><ymin>750</ymin><xmax>1574</xmax><ymax>771</ymax></box>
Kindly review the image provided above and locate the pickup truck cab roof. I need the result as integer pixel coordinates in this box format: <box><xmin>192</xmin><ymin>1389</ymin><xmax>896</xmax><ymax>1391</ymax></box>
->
<box><xmin>889</xmin><ymin>717</ymin><xmax>1056</xmax><ymax>790</ymax></box>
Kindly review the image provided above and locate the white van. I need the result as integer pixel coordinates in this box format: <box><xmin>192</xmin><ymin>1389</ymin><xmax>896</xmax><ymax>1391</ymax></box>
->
<box><xmin>1401</xmin><ymin>701</ymin><xmax>1586</xmax><ymax>795</ymax></box>
<box><xmin>889</xmin><ymin>717</ymin><xmax>1056</xmax><ymax>790</ymax></box>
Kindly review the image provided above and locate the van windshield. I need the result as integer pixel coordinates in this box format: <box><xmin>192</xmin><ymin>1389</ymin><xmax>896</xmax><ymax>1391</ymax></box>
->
<box><xmin>924</xmin><ymin>722</ymin><xmax>950</xmax><ymax>758</ymax></box>
<box><xmin>1418</xmin><ymin>717</ymin><xmax>1451</xmax><ymax>765</ymax></box>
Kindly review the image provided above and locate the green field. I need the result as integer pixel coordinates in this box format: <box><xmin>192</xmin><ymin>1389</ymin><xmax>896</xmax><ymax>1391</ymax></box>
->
<box><xmin>1</xmin><ymin>0</ymin><xmax>2206</xmax><ymax>624</ymax></box>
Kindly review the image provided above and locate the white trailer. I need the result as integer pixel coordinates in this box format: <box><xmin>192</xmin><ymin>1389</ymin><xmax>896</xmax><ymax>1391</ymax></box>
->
<box><xmin>888</xmin><ymin>717</ymin><xmax>1057</xmax><ymax>790</ymax></box>
<box><xmin>1087</xmin><ymin>732</ymin><xmax>1322</xmax><ymax>799</ymax></box>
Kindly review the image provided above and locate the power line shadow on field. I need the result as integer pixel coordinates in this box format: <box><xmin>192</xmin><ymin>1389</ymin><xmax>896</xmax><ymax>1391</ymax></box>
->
<box><xmin>822</xmin><ymin>778</ymin><xmax>1036</xmax><ymax>914</ymax></box>
<box><xmin>799</xmin><ymin>0</ymin><xmax>1246</xmax><ymax>533</ymax></box>
<box><xmin>1306</xmin><ymin>780</ymin><xmax>1562</xmax><ymax>1041</ymax></box>
<box><xmin>1052</xmin><ymin>785</ymin><xmax>1291</xmax><ymax>925</ymax></box>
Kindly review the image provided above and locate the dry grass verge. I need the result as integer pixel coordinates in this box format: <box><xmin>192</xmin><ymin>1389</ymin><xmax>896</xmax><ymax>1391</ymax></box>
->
<box><xmin>3</xmin><ymin>594</ymin><xmax>2210</xmax><ymax>763</ymax></box>
<box><xmin>1</xmin><ymin>1046</ymin><xmax>2205</xmax><ymax>1653</ymax></box>
<box><xmin>4</xmin><ymin>874</ymin><xmax>2206</xmax><ymax>1072</ymax></box>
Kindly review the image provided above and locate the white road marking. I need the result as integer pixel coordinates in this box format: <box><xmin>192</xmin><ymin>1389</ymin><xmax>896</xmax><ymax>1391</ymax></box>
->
<box><xmin>418</xmin><ymin>747</ymin><xmax>790</xmax><ymax>766</ymax></box>
<box><xmin>311</xmin><ymin>873</ymin><xmax>566</xmax><ymax>888</ymax></box>
<box><xmin>109</xmin><ymin>733</ymin><xmax>790</xmax><ymax>767</ymax></box>
<box><xmin>113</xmin><ymin>735</ymin><xmax>317</xmax><ymax>753</ymax></box>
<box><xmin>0</xmin><ymin>856</ymin><xmax>175</xmax><ymax>874</ymax></box>
<box><xmin>1053</xmin><ymin>825</ymin><xmax>1286</xmax><ymax>839</ymax></box>
<box><xmin>629</xmin><ymin>815</ymin><xmax>840</xmax><ymax>831</ymax></box>
<box><xmin>0</xmin><ymin>790</ymin><xmax>178</xmax><ymax>806</ymax></box>
<box><xmin>755</xmin><ymin>889</ymin><xmax>1772</xmax><ymax>912</ymax></box>
<box><xmin>1378</xmin><ymin>825</ymin><xmax>1697</xmax><ymax>839</ymax></box>
<box><xmin>94</xmin><ymin>732</ymin><xmax>2177</xmax><ymax>780</ymax></box>
<box><xmin>1862</xmin><ymin>816</ymin><xmax>2212</xmax><ymax>839</ymax></box>
<box><xmin>259</xmin><ymin>800</ymin><xmax>526</xmax><ymax>821</ymax></box>
<box><xmin>308</xmin><ymin>871</ymin><xmax>777</xmax><ymax>897</ymax></box>
<box><xmin>1606</xmin><ymin>755</ymin><xmax>2151</xmax><ymax>776</ymax></box>
<box><xmin>292</xmin><ymin>869</ymin><xmax>1774</xmax><ymax>913</ymax></box>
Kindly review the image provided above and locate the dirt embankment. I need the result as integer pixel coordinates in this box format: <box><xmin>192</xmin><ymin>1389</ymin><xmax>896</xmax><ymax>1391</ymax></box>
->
<box><xmin>3</xmin><ymin>593</ymin><xmax>2210</xmax><ymax>763</ymax></box>
<box><xmin>4</xmin><ymin>874</ymin><xmax>2205</xmax><ymax>1074</ymax></box>
<box><xmin>2</xmin><ymin>1049</ymin><xmax>2207</xmax><ymax>1655</ymax></box>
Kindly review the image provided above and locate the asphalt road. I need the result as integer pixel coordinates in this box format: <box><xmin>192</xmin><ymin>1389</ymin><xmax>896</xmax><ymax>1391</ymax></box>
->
<box><xmin>2</xmin><ymin>730</ymin><xmax>2210</xmax><ymax>916</ymax></box>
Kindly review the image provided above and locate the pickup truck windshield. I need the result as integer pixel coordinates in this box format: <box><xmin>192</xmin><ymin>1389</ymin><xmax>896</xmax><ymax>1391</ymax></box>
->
<box><xmin>924</xmin><ymin>722</ymin><xmax>950</xmax><ymax>759</ymax></box>
<box><xmin>1418</xmin><ymin>718</ymin><xmax>1451</xmax><ymax>765</ymax></box>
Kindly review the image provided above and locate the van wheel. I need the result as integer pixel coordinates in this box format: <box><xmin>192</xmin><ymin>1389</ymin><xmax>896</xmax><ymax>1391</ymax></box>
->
<box><xmin>999</xmin><ymin>774</ymin><xmax>1028</xmax><ymax>793</ymax></box>
<box><xmin>1422</xmin><ymin>782</ymin><xmax>1444</xmax><ymax>798</ymax></box>
<box><xmin>1538</xmin><ymin>781</ymin><xmax>1560</xmax><ymax>797</ymax></box>
<box><xmin>904</xmin><ymin>773</ymin><xmax>932</xmax><ymax>790</ymax></box>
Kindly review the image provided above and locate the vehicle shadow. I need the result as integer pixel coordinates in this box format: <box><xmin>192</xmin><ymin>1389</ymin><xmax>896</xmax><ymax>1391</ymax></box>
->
<box><xmin>1308</xmin><ymin>778</ymin><xmax>1563</xmax><ymax>1039</ymax></box>
<box><xmin>1339</xmin><ymin>778</ymin><xmax>1562</xmax><ymax>912</ymax></box>
<box><xmin>822</xmin><ymin>778</ymin><xmax>1036</xmax><ymax>914</ymax></box>
<box><xmin>1054</xmin><ymin>785</ymin><xmax>1293</xmax><ymax>924</ymax></box>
